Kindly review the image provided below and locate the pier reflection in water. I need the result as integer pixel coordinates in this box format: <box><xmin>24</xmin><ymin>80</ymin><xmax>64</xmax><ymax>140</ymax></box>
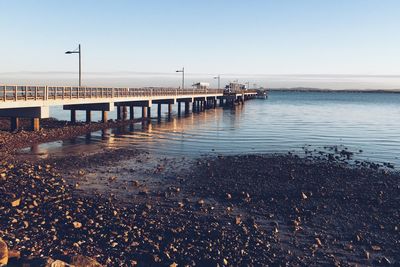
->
<box><xmin>24</xmin><ymin>105</ymin><xmax>243</xmax><ymax>159</ymax></box>
<box><xmin>22</xmin><ymin>91</ymin><xmax>400</xmax><ymax>166</ymax></box>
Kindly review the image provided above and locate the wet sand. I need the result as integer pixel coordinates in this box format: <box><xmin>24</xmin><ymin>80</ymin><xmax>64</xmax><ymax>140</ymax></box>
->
<box><xmin>0</xmin><ymin>137</ymin><xmax>399</xmax><ymax>266</ymax></box>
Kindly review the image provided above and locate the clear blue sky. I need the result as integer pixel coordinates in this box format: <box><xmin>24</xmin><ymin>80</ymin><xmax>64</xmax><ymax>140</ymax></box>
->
<box><xmin>1</xmin><ymin>0</ymin><xmax>400</xmax><ymax>88</ymax></box>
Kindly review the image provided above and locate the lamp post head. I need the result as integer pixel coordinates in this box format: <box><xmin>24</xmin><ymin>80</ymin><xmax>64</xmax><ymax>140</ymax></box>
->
<box><xmin>65</xmin><ymin>51</ymin><xmax>72</xmax><ymax>54</ymax></box>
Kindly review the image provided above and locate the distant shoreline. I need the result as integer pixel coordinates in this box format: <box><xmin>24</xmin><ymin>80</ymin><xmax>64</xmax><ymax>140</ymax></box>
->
<box><xmin>268</xmin><ymin>87</ymin><xmax>400</xmax><ymax>93</ymax></box>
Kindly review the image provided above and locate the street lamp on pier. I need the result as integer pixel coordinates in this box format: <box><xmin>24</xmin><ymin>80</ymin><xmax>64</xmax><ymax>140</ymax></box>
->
<box><xmin>65</xmin><ymin>44</ymin><xmax>82</xmax><ymax>87</ymax></box>
<box><xmin>213</xmin><ymin>75</ymin><xmax>221</xmax><ymax>90</ymax></box>
<box><xmin>176</xmin><ymin>67</ymin><xmax>185</xmax><ymax>90</ymax></box>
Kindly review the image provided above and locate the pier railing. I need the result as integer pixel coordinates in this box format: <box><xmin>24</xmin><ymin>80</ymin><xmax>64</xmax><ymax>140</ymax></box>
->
<box><xmin>0</xmin><ymin>86</ymin><xmax>235</xmax><ymax>102</ymax></box>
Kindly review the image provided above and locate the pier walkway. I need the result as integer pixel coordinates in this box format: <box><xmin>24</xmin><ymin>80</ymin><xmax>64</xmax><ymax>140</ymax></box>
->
<box><xmin>0</xmin><ymin>85</ymin><xmax>257</xmax><ymax>131</ymax></box>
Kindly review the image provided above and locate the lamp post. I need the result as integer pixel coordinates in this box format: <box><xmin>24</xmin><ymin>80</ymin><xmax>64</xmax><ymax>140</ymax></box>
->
<box><xmin>65</xmin><ymin>44</ymin><xmax>82</xmax><ymax>87</ymax></box>
<box><xmin>176</xmin><ymin>67</ymin><xmax>184</xmax><ymax>90</ymax></box>
<box><xmin>213</xmin><ymin>75</ymin><xmax>221</xmax><ymax>90</ymax></box>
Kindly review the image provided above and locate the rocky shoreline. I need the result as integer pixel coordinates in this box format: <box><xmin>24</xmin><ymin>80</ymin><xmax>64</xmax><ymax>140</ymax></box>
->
<box><xmin>0</xmin><ymin>138</ymin><xmax>399</xmax><ymax>266</ymax></box>
<box><xmin>0</xmin><ymin>118</ymin><xmax>145</xmax><ymax>159</ymax></box>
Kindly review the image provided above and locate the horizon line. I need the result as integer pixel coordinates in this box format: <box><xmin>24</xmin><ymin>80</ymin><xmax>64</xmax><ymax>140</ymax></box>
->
<box><xmin>1</xmin><ymin>71</ymin><xmax>400</xmax><ymax>78</ymax></box>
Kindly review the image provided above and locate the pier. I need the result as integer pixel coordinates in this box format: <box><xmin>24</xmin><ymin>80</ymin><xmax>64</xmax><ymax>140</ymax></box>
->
<box><xmin>0</xmin><ymin>85</ymin><xmax>257</xmax><ymax>131</ymax></box>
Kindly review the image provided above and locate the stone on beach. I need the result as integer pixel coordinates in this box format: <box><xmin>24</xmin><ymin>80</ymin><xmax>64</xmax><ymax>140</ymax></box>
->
<box><xmin>0</xmin><ymin>239</ymin><xmax>8</xmax><ymax>267</ymax></box>
<box><xmin>69</xmin><ymin>255</ymin><xmax>103</xmax><ymax>266</ymax></box>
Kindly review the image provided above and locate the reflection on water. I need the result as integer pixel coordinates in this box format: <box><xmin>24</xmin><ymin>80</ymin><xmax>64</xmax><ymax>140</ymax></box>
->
<box><xmin>21</xmin><ymin>91</ymin><xmax>400</xmax><ymax>166</ymax></box>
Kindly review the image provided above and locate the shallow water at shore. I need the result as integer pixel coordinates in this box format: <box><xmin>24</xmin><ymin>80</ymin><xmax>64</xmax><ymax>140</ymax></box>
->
<box><xmin>19</xmin><ymin>91</ymin><xmax>400</xmax><ymax>166</ymax></box>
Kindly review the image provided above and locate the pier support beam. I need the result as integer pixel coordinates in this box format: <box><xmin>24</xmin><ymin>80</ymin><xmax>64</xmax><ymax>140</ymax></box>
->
<box><xmin>86</xmin><ymin>110</ymin><xmax>91</xmax><ymax>123</ymax></box>
<box><xmin>64</xmin><ymin>103</ymin><xmax>114</xmax><ymax>123</ymax></box>
<box><xmin>185</xmin><ymin>101</ymin><xmax>190</xmax><ymax>114</ymax></box>
<box><xmin>117</xmin><ymin>106</ymin><xmax>121</xmax><ymax>120</ymax></box>
<box><xmin>10</xmin><ymin>117</ymin><xmax>19</xmax><ymax>131</ymax></box>
<box><xmin>147</xmin><ymin>106</ymin><xmax>151</xmax><ymax>119</ymax></box>
<box><xmin>130</xmin><ymin>106</ymin><xmax>134</xmax><ymax>120</ymax></box>
<box><xmin>157</xmin><ymin>104</ymin><xmax>162</xmax><ymax>119</ymax></box>
<box><xmin>1</xmin><ymin>106</ymin><xmax>48</xmax><ymax>131</ymax></box>
<box><xmin>102</xmin><ymin>111</ymin><xmax>108</xmax><ymax>123</ymax></box>
<box><xmin>142</xmin><ymin>106</ymin><xmax>147</xmax><ymax>120</ymax></box>
<box><xmin>71</xmin><ymin>110</ymin><xmax>76</xmax><ymax>123</ymax></box>
<box><xmin>122</xmin><ymin>106</ymin><xmax>128</xmax><ymax>120</ymax></box>
<box><xmin>31</xmin><ymin>118</ymin><xmax>40</xmax><ymax>131</ymax></box>
<box><xmin>168</xmin><ymin>104</ymin><xmax>172</xmax><ymax>118</ymax></box>
<box><xmin>177</xmin><ymin>102</ymin><xmax>181</xmax><ymax>117</ymax></box>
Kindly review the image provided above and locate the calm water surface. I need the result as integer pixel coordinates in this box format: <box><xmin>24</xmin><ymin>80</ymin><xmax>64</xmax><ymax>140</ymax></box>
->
<box><xmin>21</xmin><ymin>91</ymin><xmax>400</xmax><ymax>166</ymax></box>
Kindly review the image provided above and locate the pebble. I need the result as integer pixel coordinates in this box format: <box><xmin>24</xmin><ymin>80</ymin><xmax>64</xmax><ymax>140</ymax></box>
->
<box><xmin>0</xmin><ymin>239</ymin><xmax>8</xmax><ymax>266</ymax></box>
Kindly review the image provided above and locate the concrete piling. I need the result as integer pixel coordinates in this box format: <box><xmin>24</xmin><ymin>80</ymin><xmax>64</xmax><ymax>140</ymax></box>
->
<box><xmin>130</xmin><ymin>106</ymin><xmax>134</xmax><ymax>120</ymax></box>
<box><xmin>157</xmin><ymin>104</ymin><xmax>162</xmax><ymax>120</ymax></box>
<box><xmin>117</xmin><ymin>106</ymin><xmax>122</xmax><ymax>120</ymax></box>
<box><xmin>147</xmin><ymin>106</ymin><xmax>151</xmax><ymax>119</ymax></box>
<box><xmin>71</xmin><ymin>110</ymin><xmax>76</xmax><ymax>123</ymax></box>
<box><xmin>168</xmin><ymin>104</ymin><xmax>172</xmax><ymax>118</ymax></box>
<box><xmin>31</xmin><ymin>118</ymin><xmax>40</xmax><ymax>131</ymax></box>
<box><xmin>86</xmin><ymin>110</ymin><xmax>91</xmax><ymax>123</ymax></box>
<box><xmin>178</xmin><ymin>102</ymin><xmax>181</xmax><ymax>116</ymax></box>
<box><xmin>142</xmin><ymin>106</ymin><xmax>147</xmax><ymax>120</ymax></box>
<box><xmin>102</xmin><ymin>111</ymin><xmax>108</xmax><ymax>123</ymax></box>
<box><xmin>122</xmin><ymin>106</ymin><xmax>128</xmax><ymax>120</ymax></box>
<box><xmin>185</xmin><ymin>101</ymin><xmax>190</xmax><ymax>114</ymax></box>
<box><xmin>10</xmin><ymin>117</ymin><xmax>19</xmax><ymax>131</ymax></box>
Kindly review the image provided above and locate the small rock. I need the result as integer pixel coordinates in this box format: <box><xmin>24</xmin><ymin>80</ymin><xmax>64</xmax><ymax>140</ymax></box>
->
<box><xmin>235</xmin><ymin>216</ymin><xmax>241</xmax><ymax>225</ymax></box>
<box><xmin>371</xmin><ymin>245</ymin><xmax>382</xmax><ymax>251</ymax></box>
<box><xmin>49</xmin><ymin>259</ymin><xmax>72</xmax><ymax>267</ymax></box>
<box><xmin>0</xmin><ymin>239</ymin><xmax>8</xmax><ymax>267</ymax></box>
<box><xmin>73</xmin><ymin>221</ymin><xmax>82</xmax><ymax>229</ymax></box>
<box><xmin>69</xmin><ymin>255</ymin><xmax>103</xmax><ymax>267</ymax></box>
<box><xmin>11</xmin><ymin>198</ymin><xmax>21</xmax><ymax>207</ymax></box>
<box><xmin>378</xmin><ymin>256</ymin><xmax>391</xmax><ymax>265</ymax></box>
<box><xmin>197</xmin><ymin>199</ymin><xmax>205</xmax><ymax>206</ymax></box>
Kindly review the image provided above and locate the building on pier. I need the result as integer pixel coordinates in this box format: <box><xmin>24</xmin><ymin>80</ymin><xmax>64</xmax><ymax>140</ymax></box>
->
<box><xmin>192</xmin><ymin>82</ymin><xmax>210</xmax><ymax>89</ymax></box>
<box><xmin>224</xmin><ymin>82</ymin><xmax>247</xmax><ymax>93</ymax></box>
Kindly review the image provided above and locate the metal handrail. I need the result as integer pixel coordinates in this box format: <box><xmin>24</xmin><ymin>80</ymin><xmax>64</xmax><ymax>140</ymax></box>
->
<box><xmin>0</xmin><ymin>85</ymin><xmax>257</xmax><ymax>102</ymax></box>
